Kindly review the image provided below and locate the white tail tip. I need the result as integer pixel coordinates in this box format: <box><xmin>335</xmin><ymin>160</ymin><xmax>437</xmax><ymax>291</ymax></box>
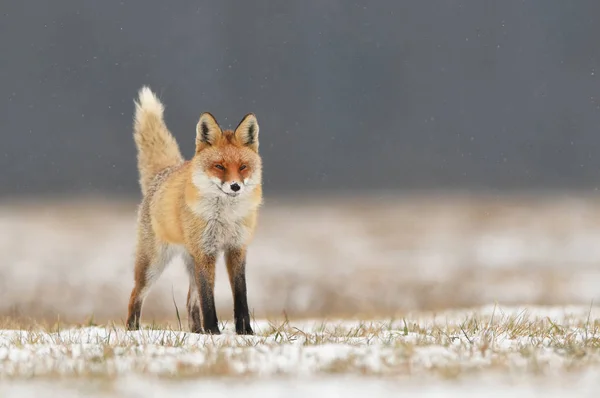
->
<box><xmin>135</xmin><ymin>86</ymin><xmax>164</xmax><ymax>117</ymax></box>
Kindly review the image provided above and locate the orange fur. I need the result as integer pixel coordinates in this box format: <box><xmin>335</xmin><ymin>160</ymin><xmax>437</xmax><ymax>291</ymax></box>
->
<box><xmin>126</xmin><ymin>87</ymin><xmax>263</xmax><ymax>335</ymax></box>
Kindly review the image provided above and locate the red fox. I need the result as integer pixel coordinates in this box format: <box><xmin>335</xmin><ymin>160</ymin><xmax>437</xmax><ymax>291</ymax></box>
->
<box><xmin>126</xmin><ymin>86</ymin><xmax>262</xmax><ymax>335</ymax></box>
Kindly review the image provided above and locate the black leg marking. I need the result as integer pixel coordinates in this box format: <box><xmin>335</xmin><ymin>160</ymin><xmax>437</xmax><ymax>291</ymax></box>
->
<box><xmin>189</xmin><ymin>305</ymin><xmax>202</xmax><ymax>333</ymax></box>
<box><xmin>198</xmin><ymin>269</ymin><xmax>220</xmax><ymax>335</ymax></box>
<box><xmin>126</xmin><ymin>298</ymin><xmax>142</xmax><ymax>331</ymax></box>
<box><xmin>226</xmin><ymin>250</ymin><xmax>253</xmax><ymax>335</ymax></box>
<box><xmin>232</xmin><ymin>268</ymin><xmax>253</xmax><ymax>335</ymax></box>
<box><xmin>187</xmin><ymin>285</ymin><xmax>203</xmax><ymax>334</ymax></box>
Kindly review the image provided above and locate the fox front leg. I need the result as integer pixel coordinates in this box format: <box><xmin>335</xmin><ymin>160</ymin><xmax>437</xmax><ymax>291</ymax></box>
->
<box><xmin>194</xmin><ymin>253</ymin><xmax>220</xmax><ymax>335</ymax></box>
<box><xmin>226</xmin><ymin>247</ymin><xmax>254</xmax><ymax>335</ymax></box>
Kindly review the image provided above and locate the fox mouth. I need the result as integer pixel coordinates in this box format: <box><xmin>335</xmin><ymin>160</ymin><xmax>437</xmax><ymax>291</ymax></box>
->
<box><xmin>216</xmin><ymin>185</ymin><xmax>240</xmax><ymax>197</ymax></box>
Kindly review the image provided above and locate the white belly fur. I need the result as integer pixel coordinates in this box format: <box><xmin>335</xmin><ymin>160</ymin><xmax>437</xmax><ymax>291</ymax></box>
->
<box><xmin>195</xmin><ymin>195</ymin><xmax>254</xmax><ymax>255</ymax></box>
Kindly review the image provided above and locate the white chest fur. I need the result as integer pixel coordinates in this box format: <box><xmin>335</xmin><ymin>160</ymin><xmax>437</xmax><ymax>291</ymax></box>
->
<box><xmin>194</xmin><ymin>195</ymin><xmax>254</xmax><ymax>255</ymax></box>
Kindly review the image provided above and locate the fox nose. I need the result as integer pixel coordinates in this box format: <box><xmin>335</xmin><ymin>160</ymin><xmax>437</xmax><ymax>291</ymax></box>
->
<box><xmin>230</xmin><ymin>183</ymin><xmax>241</xmax><ymax>192</ymax></box>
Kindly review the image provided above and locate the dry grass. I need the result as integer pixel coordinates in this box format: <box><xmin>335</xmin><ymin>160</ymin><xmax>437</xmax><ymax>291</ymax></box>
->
<box><xmin>1</xmin><ymin>305</ymin><xmax>600</xmax><ymax>381</ymax></box>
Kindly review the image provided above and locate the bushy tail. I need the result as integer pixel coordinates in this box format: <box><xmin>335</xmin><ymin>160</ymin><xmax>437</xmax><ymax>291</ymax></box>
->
<box><xmin>133</xmin><ymin>86</ymin><xmax>183</xmax><ymax>195</ymax></box>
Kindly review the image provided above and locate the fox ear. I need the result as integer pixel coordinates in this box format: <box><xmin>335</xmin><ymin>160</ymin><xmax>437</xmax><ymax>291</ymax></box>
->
<box><xmin>196</xmin><ymin>112</ymin><xmax>222</xmax><ymax>151</ymax></box>
<box><xmin>234</xmin><ymin>113</ymin><xmax>259</xmax><ymax>151</ymax></box>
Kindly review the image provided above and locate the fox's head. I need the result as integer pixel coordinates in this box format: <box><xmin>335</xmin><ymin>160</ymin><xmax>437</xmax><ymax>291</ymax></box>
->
<box><xmin>191</xmin><ymin>112</ymin><xmax>262</xmax><ymax>198</ymax></box>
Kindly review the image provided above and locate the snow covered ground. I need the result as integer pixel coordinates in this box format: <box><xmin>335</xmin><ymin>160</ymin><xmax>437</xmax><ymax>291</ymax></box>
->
<box><xmin>2</xmin><ymin>194</ymin><xmax>600</xmax><ymax>396</ymax></box>
<box><xmin>2</xmin><ymin>377</ymin><xmax>600</xmax><ymax>398</ymax></box>
<box><xmin>1</xmin><ymin>305</ymin><xmax>600</xmax><ymax>397</ymax></box>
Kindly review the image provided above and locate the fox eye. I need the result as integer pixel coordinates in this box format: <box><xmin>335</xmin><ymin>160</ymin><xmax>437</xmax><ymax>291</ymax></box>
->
<box><xmin>215</xmin><ymin>164</ymin><xmax>225</xmax><ymax>171</ymax></box>
<box><xmin>239</xmin><ymin>164</ymin><xmax>247</xmax><ymax>171</ymax></box>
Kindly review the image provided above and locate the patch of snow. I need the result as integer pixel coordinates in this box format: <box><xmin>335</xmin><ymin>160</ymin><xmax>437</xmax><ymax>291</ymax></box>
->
<box><xmin>2</xmin><ymin>374</ymin><xmax>600</xmax><ymax>398</ymax></box>
<box><xmin>0</xmin><ymin>306</ymin><xmax>599</xmax><ymax>380</ymax></box>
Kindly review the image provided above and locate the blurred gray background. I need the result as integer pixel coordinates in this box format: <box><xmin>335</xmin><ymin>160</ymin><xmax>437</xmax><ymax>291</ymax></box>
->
<box><xmin>2</xmin><ymin>0</ymin><xmax>600</xmax><ymax>198</ymax></box>
<box><xmin>3</xmin><ymin>1</ymin><xmax>600</xmax><ymax>322</ymax></box>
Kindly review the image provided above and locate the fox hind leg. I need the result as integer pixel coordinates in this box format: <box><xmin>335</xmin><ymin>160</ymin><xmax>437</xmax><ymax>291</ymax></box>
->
<box><xmin>126</xmin><ymin>254</ymin><xmax>150</xmax><ymax>331</ymax></box>
<box><xmin>126</xmin><ymin>246</ymin><xmax>172</xmax><ymax>330</ymax></box>
<box><xmin>183</xmin><ymin>253</ymin><xmax>202</xmax><ymax>333</ymax></box>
